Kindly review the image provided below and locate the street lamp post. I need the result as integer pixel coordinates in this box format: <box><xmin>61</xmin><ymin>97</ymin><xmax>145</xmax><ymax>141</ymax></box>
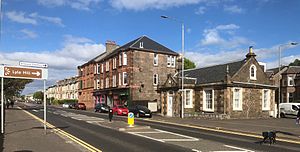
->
<box><xmin>161</xmin><ymin>15</ymin><xmax>185</xmax><ymax>118</ymax></box>
<box><xmin>277</xmin><ymin>42</ymin><xmax>298</xmax><ymax>118</ymax></box>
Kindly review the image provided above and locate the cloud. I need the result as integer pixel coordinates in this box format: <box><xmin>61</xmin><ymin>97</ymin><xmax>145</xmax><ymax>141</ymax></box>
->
<box><xmin>20</xmin><ymin>29</ymin><xmax>38</xmax><ymax>39</ymax></box>
<box><xmin>109</xmin><ymin>0</ymin><xmax>205</xmax><ymax>11</ymax></box>
<box><xmin>224</xmin><ymin>5</ymin><xmax>244</xmax><ymax>14</ymax></box>
<box><xmin>195</xmin><ymin>6</ymin><xmax>206</xmax><ymax>15</ymax></box>
<box><xmin>200</xmin><ymin>24</ymin><xmax>253</xmax><ymax>48</ymax></box>
<box><xmin>37</xmin><ymin>0</ymin><xmax>101</xmax><ymax>11</ymax></box>
<box><xmin>29</xmin><ymin>13</ymin><xmax>65</xmax><ymax>27</ymax></box>
<box><xmin>6</xmin><ymin>11</ymin><xmax>37</xmax><ymax>25</ymax></box>
<box><xmin>0</xmin><ymin>35</ymin><xmax>105</xmax><ymax>70</ymax></box>
<box><xmin>6</xmin><ymin>11</ymin><xmax>64</xmax><ymax>27</ymax></box>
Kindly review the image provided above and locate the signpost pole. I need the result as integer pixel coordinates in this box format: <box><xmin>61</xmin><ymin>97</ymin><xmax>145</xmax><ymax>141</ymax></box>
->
<box><xmin>43</xmin><ymin>80</ymin><xmax>46</xmax><ymax>134</ymax></box>
<box><xmin>1</xmin><ymin>77</ymin><xmax>4</xmax><ymax>134</ymax></box>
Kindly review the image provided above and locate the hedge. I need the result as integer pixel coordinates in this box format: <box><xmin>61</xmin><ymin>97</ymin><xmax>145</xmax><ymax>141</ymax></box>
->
<box><xmin>51</xmin><ymin>99</ymin><xmax>78</xmax><ymax>105</ymax></box>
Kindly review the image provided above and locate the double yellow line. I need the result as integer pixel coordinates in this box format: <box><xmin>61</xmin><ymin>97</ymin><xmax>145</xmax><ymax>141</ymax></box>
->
<box><xmin>145</xmin><ymin>119</ymin><xmax>300</xmax><ymax>145</ymax></box>
<box><xmin>19</xmin><ymin>107</ymin><xmax>102</xmax><ymax>152</ymax></box>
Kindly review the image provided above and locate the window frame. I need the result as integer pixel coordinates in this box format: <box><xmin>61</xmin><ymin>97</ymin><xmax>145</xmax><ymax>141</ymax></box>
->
<box><xmin>123</xmin><ymin>72</ymin><xmax>128</xmax><ymax>85</ymax></box>
<box><xmin>232</xmin><ymin>87</ymin><xmax>243</xmax><ymax>111</ymax></box>
<box><xmin>119</xmin><ymin>53</ymin><xmax>122</xmax><ymax>66</ymax></box>
<box><xmin>112</xmin><ymin>75</ymin><xmax>116</xmax><ymax>87</ymax></box>
<box><xmin>153</xmin><ymin>53</ymin><xmax>158</xmax><ymax>66</ymax></box>
<box><xmin>288</xmin><ymin>76</ymin><xmax>294</xmax><ymax>86</ymax></box>
<box><xmin>184</xmin><ymin>89</ymin><xmax>193</xmax><ymax>108</ymax></box>
<box><xmin>119</xmin><ymin>73</ymin><xmax>122</xmax><ymax>86</ymax></box>
<box><xmin>105</xmin><ymin>77</ymin><xmax>109</xmax><ymax>88</ymax></box>
<box><xmin>203</xmin><ymin>89</ymin><xmax>214</xmax><ymax>112</ymax></box>
<box><xmin>106</xmin><ymin>61</ymin><xmax>110</xmax><ymax>72</ymax></box>
<box><xmin>262</xmin><ymin>89</ymin><xmax>270</xmax><ymax>111</ymax></box>
<box><xmin>249</xmin><ymin>64</ymin><xmax>257</xmax><ymax>80</ymax></box>
<box><xmin>123</xmin><ymin>52</ymin><xmax>127</xmax><ymax>66</ymax></box>
<box><xmin>153</xmin><ymin>74</ymin><xmax>158</xmax><ymax>86</ymax></box>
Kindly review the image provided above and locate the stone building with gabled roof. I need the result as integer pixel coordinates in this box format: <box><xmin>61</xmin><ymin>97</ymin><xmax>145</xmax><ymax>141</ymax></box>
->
<box><xmin>159</xmin><ymin>47</ymin><xmax>277</xmax><ymax>119</ymax></box>
<box><xmin>78</xmin><ymin>35</ymin><xmax>179</xmax><ymax>110</ymax></box>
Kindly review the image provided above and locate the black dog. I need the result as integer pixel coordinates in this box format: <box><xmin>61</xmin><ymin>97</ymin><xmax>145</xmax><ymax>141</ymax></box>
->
<box><xmin>261</xmin><ymin>131</ymin><xmax>277</xmax><ymax>145</ymax></box>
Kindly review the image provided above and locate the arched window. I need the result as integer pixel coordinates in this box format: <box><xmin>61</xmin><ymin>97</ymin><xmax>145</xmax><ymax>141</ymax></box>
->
<box><xmin>250</xmin><ymin>64</ymin><xmax>257</xmax><ymax>80</ymax></box>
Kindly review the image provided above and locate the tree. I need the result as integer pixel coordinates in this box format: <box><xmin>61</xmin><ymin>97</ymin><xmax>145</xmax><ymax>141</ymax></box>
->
<box><xmin>33</xmin><ymin>91</ymin><xmax>44</xmax><ymax>101</ymax></box>
<box><xmin>289</xmin><ymin>59</ymin><xmax>300</xmax><ymax>66</ymax></box>
<box><xmin>0</xmin><ymin>78</ymin><xmax>33</xmax><ymax>99</ymax></box>
<box><xmin>184</xmin><ymin>57</ymin><xmax>196</xmax><ymax>70</ymax></box>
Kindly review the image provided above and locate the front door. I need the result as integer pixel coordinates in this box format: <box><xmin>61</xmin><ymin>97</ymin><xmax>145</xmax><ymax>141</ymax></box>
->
<box><xmin>167</xmin><ymin>96</ymin><xmax>173</xmax><ymax>117</ymax></box>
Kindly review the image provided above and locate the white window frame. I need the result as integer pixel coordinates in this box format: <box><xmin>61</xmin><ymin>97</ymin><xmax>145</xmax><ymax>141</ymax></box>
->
<box><xmin>203</xmin><ymin>89</ymin><xmax>214</xmax><ymax>112</ymax></box>
<box><xmin>106</xmin><ymin>61</ymin><xmax>110</xmax><ymax>72</ymax></box>
<box><xmin>112</xmin><ymin>75</ymin><xmax>116</xmax><ymax>87</ymax></box>
<box><xmin>119</xmin><ymin>53</ymin><xmax>122</xmax><ymax>66</ymax></box>
<box><xmin>101</xmin><ymin>64</ymin><xmax>103</xmax><ymax>73</ymax></box>
<box><xmin>113</xmin><ymin>58</ymin><xmax>117</xmax><ymax>69</ymax></box>
<box><xmin>153</xmin><ymin>74</ymin><xmax>158</xmax><ymax>85</ymax></box>
<box><xmin>167</xmin><ymin>56</ymin><xmax>171</xmax><ymax>67</ymax></box>
<box><xmin>288</xmin><ymin>76</ymin><xmax>294</xmax><ymax>86</ymax></box>
<box><xmin>100</xmin><ymin>79</ymin><xmax>103</xmax><ymax>89</ymax></box>
<box><xmin>123</xmin><ymin>72</ymin><xmax>128</xmax><ymax>85</ymax></box>
<box><xmin>232</xmin><ymin>88</ymin><xmax>243</xmax><ymax>111</ymax></box>
<box><xmin>153</xmin><ymin>53</ymin><xmax>158</xmax><ymax>66</ymax></box>
<box><xmin>96</xmin><ymin>64</ymin><xmax>100</xmax><ymax>74</ymax></box>
<box><xmin>105</xmin><ymin>77</ymin><xmax>109</xmax><ymax>88</ymax></box>
<box><xmin>171</xmin><ymin>56</ymin><xmax>176</xmax><ymax>67</ymax></box>
<box><xmin>96</xmin><ymin>79</ymin><xmax>100</xmax><ymax>89</ymax></box>
<box><xmin>262</xmin><ymin>89</ymin><xmax>270</xmax><ymax>111</ymax></box>
<box><xmin>249</xmin><ymin>64</ymin><xmax>257</xmax><ymax>80</ymax></box>
<box><xmin>119</xmin><ymin>73</ymin><xmax>122</xmax><ymax>86</ymax></box>
<box><xmin>184</xmin><ymin>89</ymin><xmax>193</xmax><ymax>108</ymax></box>
<box><xmin>123</xmin><ymin>52</ymin><xmax>127</xmax><ymax>66</ymax></box>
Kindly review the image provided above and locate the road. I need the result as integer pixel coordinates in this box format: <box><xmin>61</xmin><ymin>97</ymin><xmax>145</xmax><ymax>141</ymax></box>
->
<box><xmin>21</xmin><ymin>104</ymin><xmax>300</xmax><ymax>152</ymax></box>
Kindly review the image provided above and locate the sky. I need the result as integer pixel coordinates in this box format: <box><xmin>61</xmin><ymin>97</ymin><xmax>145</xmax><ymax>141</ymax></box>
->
<box><xmin>0</xmin><ymin>0</ymin><xmax>299</xmax><ymax>95</ymax></box>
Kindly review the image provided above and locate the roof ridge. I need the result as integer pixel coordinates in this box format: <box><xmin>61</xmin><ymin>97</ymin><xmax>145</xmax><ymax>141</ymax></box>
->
<box><xmin>184</xmin><ymin>59</ymin><xmax>245</xmax><ymax>72</ymax></box>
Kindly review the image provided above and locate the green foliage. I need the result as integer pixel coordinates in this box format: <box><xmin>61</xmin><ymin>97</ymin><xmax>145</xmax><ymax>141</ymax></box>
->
<box><xmin>0</xmin><ymin>78</ymin><xmax>33</xmax><ymax>99</ymax></box>
<box><xmin>289</xmin><ymin>59</ymin><xmax>300</xmax><ymax>66</ymax></box>
<box><xmin>184</xmin><ymin>57</ymin><xmax>196</xmax><ymax>70</ymax></box>
<box><xmin>33</xmin><ymin>91</ymin><xmax>44</xmax><ymax>100</ymax></box>
<box><xmin>51</xmin><ymin>99</ymin><xmax>78</xmax><ymax>105</ymax></box>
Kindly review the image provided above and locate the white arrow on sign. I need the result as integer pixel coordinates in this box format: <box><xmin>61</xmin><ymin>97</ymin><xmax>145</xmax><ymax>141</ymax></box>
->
<box><xmin>32</xmin><ymin>71</ymin><xmax>41</xmax><ymax>76</ymax></box>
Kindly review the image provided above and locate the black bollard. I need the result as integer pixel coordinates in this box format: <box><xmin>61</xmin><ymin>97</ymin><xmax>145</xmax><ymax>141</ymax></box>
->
<box><xmin>108</xmin><ymin>109</ymin><xmax>113</xmax><ymax>122</ymax></box>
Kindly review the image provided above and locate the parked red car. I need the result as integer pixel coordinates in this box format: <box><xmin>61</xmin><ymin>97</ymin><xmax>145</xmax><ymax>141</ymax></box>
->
<box><xmin>112</xmin><ymin>105</ymin><xmax>129</xmax><ymax>116</ymax></box>
<box><xmin>75</xmin><ymin>103</ymin><xmax>86</xmax><ymax>110</ymax></box>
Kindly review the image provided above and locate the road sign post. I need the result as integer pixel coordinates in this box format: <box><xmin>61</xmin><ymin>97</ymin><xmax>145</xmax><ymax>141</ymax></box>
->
<box><xmin>128</xmin><ymin>112</ymin><xmax>134</xmax><ymax>127</ymax></box>
<box><xmin>0</xmin><ymin>64</ymin><xmax>48</xmax><ymax>134</ymax></box>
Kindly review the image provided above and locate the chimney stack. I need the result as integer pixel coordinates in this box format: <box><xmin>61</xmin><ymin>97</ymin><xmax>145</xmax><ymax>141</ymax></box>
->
<box><xmin>105</xmin><ymin>40</ymin><xmax>118</xmax><ymax>54</ymax></box>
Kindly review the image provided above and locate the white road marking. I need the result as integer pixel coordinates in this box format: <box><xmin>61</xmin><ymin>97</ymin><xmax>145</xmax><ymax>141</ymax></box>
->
<box><xmin>192</xmin><ymin>149</ymin><xmax>201</xmax><ymax>152</ymax></box>
<box><xmin>128</xmin><ymin>132</ymin><xmax>165</xmax><ymax>143</ymax></box>
<box><xmin>32</xmin><ymin>110</ymin><xmax>39</xmax><ymax>112</ymax></box>
<box><xmin>154</xmin><ymin>129</ymin><xmax>199</xmax><ymax>141</ymax></box>
<box><xmin>212</xmin><ymin>145</ymin><xmax>255</xmax><ymax>152</ymax></box>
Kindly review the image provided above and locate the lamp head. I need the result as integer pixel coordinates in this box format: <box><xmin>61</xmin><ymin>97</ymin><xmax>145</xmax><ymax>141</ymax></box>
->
<box><xmin>291</xmin><ymin>42</ymin><xmax>298</xmax><ymax>45</ymax></box>
<box><xmin>161</xmin><ymin>15</ymin><xmax>168</xmax><ymax>19</ymax></box>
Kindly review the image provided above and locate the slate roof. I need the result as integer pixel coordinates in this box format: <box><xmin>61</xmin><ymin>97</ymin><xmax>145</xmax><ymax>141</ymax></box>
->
<box><xmin>104</xmin><ymin>35</ymin><xmax>178</xmax><ymax>59</ymax></box>
<box><xmin>282</xmin><ymin>66</ymin><xmax>300</xmax><ymax>74</ymax></box>
<box><xmin>182</xmin><ymin>60</ymin><xmax>246</xmax><ymax>84</ymax></box>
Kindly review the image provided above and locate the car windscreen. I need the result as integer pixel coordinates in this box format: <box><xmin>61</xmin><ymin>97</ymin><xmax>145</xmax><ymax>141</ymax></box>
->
<box><xmin>117</xmin><ymin>105</ymin><xmax>126</xmax><ymax>108</ymax></box>
<box><xmin>137</xmin><ymin>105</ymin><xmax>150</xmax><ymax>111</ymax></box>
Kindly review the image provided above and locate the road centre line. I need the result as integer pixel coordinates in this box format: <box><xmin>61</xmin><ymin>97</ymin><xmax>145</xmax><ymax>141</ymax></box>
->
<box><xmin>144</xmin><ymin>119</ymin><xmax>300</xmax><ymax>145</ymax></box>
<box><xmin>18</xmin><ymin>107</ymin><xmax>102</xmax><ymax>152</ymax></box>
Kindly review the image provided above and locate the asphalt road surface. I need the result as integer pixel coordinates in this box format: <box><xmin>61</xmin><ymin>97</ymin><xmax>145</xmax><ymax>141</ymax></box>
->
<box><xmin>21</xmin><ymin>104</ymin><xmax>300</xmax><ymax>152</ymax></box>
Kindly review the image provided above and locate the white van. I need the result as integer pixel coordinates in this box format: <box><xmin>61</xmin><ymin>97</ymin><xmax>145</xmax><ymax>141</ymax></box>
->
<box><xmin>279</xmin><ymin>103</ymin><xmax>300</xmax><ymax>118</ymax></box>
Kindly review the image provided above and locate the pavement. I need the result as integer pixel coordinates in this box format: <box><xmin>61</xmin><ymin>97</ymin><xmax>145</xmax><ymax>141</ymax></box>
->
<box><xmin>1</xmin><ymin>105</ymin><xmax>85</xmax><ymax>152</ymax></box>
<box><xmin>1</xmin><ymin>102</ymin><xmax>300</xmax><ymax>152</ymax></box>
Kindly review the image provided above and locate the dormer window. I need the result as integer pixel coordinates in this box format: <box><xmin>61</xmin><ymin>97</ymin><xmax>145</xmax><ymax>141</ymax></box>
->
<box><xmin>250</xmin><ymin>64</ymin><xmax>257</xmax><ymax>80</ymax></box>
<box><xmin>139</xmin><ymin>42</ymin><xmax>144</xmax><ymax>48</ymax></box>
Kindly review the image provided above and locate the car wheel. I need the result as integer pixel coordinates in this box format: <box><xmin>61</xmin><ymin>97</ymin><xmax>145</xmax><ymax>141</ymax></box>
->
<box><xmin>280</xmin><ymin>113</ymin><xmax>285</xmax><ymax>118</ymax></box>
<box><xmin>136</xmin><ymin>113</ymin><xmax>140</xmax><ymax>118</ymax></box>
<box><xmin>95</xmin><ymin>109</ymin><xmax>98</xmax><ymax>112</ymax></box>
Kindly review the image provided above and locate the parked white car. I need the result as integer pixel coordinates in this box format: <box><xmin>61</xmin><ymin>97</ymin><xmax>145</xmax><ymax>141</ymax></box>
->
<box><xmin>62</xmin><ymin>103</ymin><xmax>70</xmax><ymax>108</ymax></box>
<box><xmin>279</xmin><ymin>103</ymin><xmax>300</xmax><ymax>118</ymax></box>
